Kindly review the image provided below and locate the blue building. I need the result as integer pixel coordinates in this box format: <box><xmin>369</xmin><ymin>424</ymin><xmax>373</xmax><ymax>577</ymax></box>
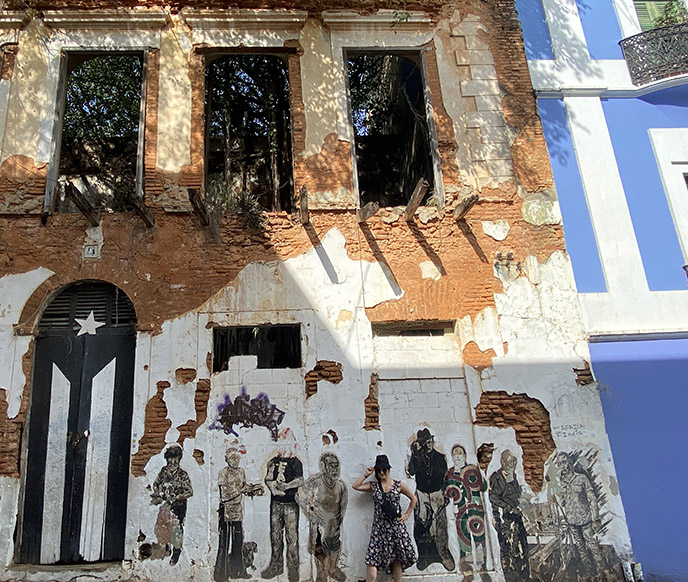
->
<box><xmin>515</xmin><ymin>1</ymin><xmax>688</xmax><ymax>580</ymax></box>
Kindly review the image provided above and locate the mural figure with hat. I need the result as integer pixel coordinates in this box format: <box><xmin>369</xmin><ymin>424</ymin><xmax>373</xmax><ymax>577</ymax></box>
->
<box><xmin>443</xmin><ymin>444</ymin><xmax>490</xmax><ymax>581</ymax></box>
<box><xmin>299</xmin><ymin>452</ymin><xmax>348</xmax><ymax>582</ymax></box>
<box><xmin>489</xmin><ymin>450</ymin><xmax>530</xmax><ymax>582</ymax></box>
<box><xmin>214</xmin><ymin>446</ymin><xmax>264</xmax><ymax>581</ymax></box>
<box><xmin>352</xmin><ymin>455</ymin><xmax>417</xmax><ymax>582</ymax></box>
<box><xmin>407</xmin><ymin>429</ymin><xmax>455</xmax><ymax>571</ymax></box>
<box><xmin>150</xmin><ymin>444</ymin><xmax>194</xmax><ymax>566</ymax></box>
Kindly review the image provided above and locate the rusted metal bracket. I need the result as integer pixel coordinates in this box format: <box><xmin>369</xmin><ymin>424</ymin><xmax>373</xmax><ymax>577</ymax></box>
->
<box><xmin>453</xmin><ymin>192</ymin><xmax>479</xmax><ymax>221</ymax></box>
<box><xmin>403</xmin><ymin>178</ymin><xmax>429</xmax><ymax>221</ymax></box>
<box><xmin>65</xmin><ymin>182</ymin><xmax>100</xmax><ymax>227</ymax></box>
<box><xmin>299</xmin><ymin>184</ymin><xmax>309</xmax><ymax>224</ymax></box>
<box><xmin>357</xmin><ymin>201</ymin><xmax>380</xmax><ymax>223</ymax></box>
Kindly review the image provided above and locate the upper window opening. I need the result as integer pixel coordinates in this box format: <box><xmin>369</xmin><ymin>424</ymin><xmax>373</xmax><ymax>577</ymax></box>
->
<box><xmin>634</xmin><ymin>1</ymin><xmax>671</xmax><ymax>31</ymax></box>
<box><xmin>205</xmin><ymin>54</ymin><xmax>294</xmax><ymax>213</ymax></box>
<box><xmin>372</xmin><ymin>320</ymin><xmax>454</xmax><ymax>337</ymax></box>
<box><xmin>347</xmin><ymin>52</ymin><xmax>436</xmax><ymax>208</ymax></box>
<box><xmin>213</xmin><ymin>324</ymin><xmax>301</xmax><ymax>373</ymax></box>
<box><xmin>56</xmin><ymin>52</ymin><xmax>145</xmax><ymax>214</ymax></box>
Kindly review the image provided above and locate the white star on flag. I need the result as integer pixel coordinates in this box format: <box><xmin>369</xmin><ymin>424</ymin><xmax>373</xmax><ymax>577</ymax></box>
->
<box><xmin>75</xmin><ymin>311</ymin><xmax>105</xmax><ymax>336</ymax></box>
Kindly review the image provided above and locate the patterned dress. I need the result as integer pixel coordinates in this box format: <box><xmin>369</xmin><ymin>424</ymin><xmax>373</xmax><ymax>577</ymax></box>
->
<box><xmin>365</xmin><ymin>480</ymin><xmax>417</xmax><ymax>573</ymax></box>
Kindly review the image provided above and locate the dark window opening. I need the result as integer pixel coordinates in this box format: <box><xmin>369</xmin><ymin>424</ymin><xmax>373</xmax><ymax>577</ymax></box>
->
<box><xmin>205</xmin><ymin>54</ymin><xmax>294</xmax><ymax>213</ymax></box>
<box><xmin>56</xmin><ymin>52</ymin><xmax>144</xmax><ymax>213</ymax></box>
<box><xmin>347</xmin><ymin>52</ymin><xmax>435</xmax><ymax>208</ymax></box>
<box><xmin>371</xmin><ymin>320</ymin><xmax>454</xmax><ymax>337</ymax></box>
<box><xmin>213</xmin><ymin>324</ymin><xmax>301</xmax><ymax>372</ymax></box>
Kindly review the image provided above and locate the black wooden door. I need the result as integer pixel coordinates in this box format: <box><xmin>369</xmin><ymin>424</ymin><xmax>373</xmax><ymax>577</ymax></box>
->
<box><xmin>19</xmin><ymin>282</ymin><xmax>136</xmax><ymax>564</ymax></box>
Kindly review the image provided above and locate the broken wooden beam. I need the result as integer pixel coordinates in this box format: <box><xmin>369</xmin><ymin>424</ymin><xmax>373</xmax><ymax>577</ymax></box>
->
<box><xmin>453</xmin><ymin>192</ymin><xmax>479</xmax><ymax>221</ymax></box>
<box><xmin>189</xmin><ymin>188</ymin><xmax>210</xmax><ymax>226</ymax></box>
<box><xmin>130</xmin><ymin>191</ymin><xmax>155</xmax><ymax>227</ymax></box>
<box><xmin>65</xmin><ymin>182</ymin><xmax>99</xmax><ymax>227</ymax></box>
<box><xmin>403</xmin><ymin>178</ymin><xmax>429</xmax><ymax>221</ymax></box>
<box><xmin>299</xmin><ymin>184</ymin><xmax>309</xmax><ymax>224</ymax></box>
<box><xmin>357</xmin><ymin>201</ymin><xmax>380</xmax><ymax>223</ymax></box>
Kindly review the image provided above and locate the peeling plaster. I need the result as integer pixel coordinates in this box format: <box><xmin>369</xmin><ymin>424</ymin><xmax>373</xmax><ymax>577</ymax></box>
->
<box><xmin>521</xmin><ymin>198</ymin><xmax>562</xmax><ymax>226</ymax></box>
<box><xmin>482</xmin><ymin>219</ymin><xmax>510</xmax><ymax>240</ymax></box>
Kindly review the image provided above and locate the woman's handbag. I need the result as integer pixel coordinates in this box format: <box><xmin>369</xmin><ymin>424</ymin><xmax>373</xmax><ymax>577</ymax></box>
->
<box><xmin>381</xmin><ymin>490</ymin><xmax>401</xmax><ymax>520</ymax></box>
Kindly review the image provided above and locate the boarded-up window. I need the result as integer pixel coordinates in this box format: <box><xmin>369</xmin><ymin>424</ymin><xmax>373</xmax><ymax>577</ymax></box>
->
<box><xmin>346</xmin><ymin>52</ymin><xmax>437</xmax><ymax>208</ymax></box>
<box><xmin>205</xmin><ymin>54</ymin><xmax>294</xmax><ymax>212</ymax></box>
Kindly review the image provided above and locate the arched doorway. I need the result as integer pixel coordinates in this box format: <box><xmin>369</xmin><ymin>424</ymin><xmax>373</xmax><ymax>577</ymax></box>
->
<box><xmin>19</xmin><ymin>281</ymin><xmax>137</xmax><ymax>564</ymax></box>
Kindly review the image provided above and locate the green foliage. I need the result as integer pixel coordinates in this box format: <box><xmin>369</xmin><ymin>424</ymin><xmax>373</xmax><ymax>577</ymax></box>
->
<box><xmin>60</xmin><ymin>53</ymin><xmax>143</xmax><ymax>212</ymax></box>
<box><xmin>207</xmin><ymin>178</ymin><xmax>266</xmax><ymax>230</ymax></box>
<box><xmin>654</xmin><ymin>0</ymin><xmax>688</xmax><ymax>27</ymax></box>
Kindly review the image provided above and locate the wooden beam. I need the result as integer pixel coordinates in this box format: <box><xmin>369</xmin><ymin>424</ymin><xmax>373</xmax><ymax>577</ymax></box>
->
<box><xmin>453</xmin><ymin>192</ymin><xmax>479</xmax><ymax>221</ymax></box>
<box><xmin>189</xmin><ymin>188</ymin><xmax>210</xmax><ymax>226</ymax></box>
<box><xmin>65</xmin><ymin>182</ymin><xmax>100</xmax><ymax>227</ymax></box>
<box><xmin>357</xmin><ymin>201</ymin><xmax>380</xmax><ymax>223</ymax></box>
<box><xmin>403</xmin><ymin>178</ymin><xmax>429</xmax><ymax>221</ymax></box>
<box><xmin>299</xmin><ymin>184</ymin><xmax>309</xmax><ymax>224</ymax></box>
<box><xmin>130</xmin><ymin>192</ymin><xmax>155</xmax><ymax>227</ymax></box>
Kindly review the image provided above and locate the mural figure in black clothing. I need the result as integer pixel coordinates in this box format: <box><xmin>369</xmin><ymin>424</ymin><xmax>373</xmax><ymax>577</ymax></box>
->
<box><xmin>262</xmin><ymin>429</ymin><xmax>305</xmax><ymax>582</ymax></box>
<box><xmin>489</xmin><ymin>449</ymin><xmax>530</xmax><ymax>582</ymax></box>
<box><xmin>407</xmin><ymin>429</ymin><xmax>455</xmax><ymax>571</ymax></box>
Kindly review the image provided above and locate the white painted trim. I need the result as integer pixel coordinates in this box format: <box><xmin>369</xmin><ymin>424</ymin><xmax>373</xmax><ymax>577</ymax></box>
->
<box><xmin>40</xmin><ymin>364</ymin><xmax>70</xmax><ymax>564</ymax></box>
<box><xmin>649</xmin><ymin>128</ymin><xmax>688</xmax><ymax>262</ymax></box>
<box><xmin>611</xmin><ymin>0</ymin><xmax>643</xmax><ymax>39</ymax></box>
<box><xmin>182</xmin><ymin>8</ymin><xmax>307</xmax><ymax>31</ymax></box>
<box><xmin>42</xmin><ymin>9</ymin><xmax>168</xmax><ymax>30</ymax></box>
<box><xmin>540</xmin><ymin>0</ymin><xmax>590</xmax><ymax>63</ymax></box>
<box><xmin>564</xmin><ymin>96</ymin><xmax>647</xmax><ymax>294</ymax></box>
<box><xmin>0</xmin><ymin>13</ymin><xmax>25</xmax><ymax>30</ymax></box>
<box><xmin>322</xmin><ymin>10</ymin><xmax>432</xmax><ymax>31</ymax></box>
<box><xmin>80</xmin><ymin>357</ymin><xmax>116</xmax><ymax>562</ymax></box>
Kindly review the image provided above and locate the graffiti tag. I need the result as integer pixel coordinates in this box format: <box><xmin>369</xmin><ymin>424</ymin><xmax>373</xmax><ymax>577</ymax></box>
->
<box><xmin>213</xmin><ymin>387</ymin><xmax>285</xmax><ymax>441</ymax></box>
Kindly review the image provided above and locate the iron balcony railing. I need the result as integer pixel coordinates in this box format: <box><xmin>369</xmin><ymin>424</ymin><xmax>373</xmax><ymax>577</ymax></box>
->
<box><xmin>619</xmin><ymin>22</ymin><xmax>688</xmax><ymax>86</ymax></box>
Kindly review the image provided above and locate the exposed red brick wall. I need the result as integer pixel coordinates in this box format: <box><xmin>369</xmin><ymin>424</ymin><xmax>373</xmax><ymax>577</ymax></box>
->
<box><xmin>1</xmin><ymin>44</ymin><xmax>18</xmax><ymax>81</ymax></box>
<box><xmin>177</xmin><ymin>378</ymin><xmax>211</xmax><ymax>452</ymax></box>
<box><xmin>364</xmin><ymin>372</ymin><xmax>380</xmax><ymax>431</ymax></box>
<box><xmin>305</xmin><ymin>360</ymin><xmax>343</xmax><ymax>398</ymax></box>
<box><xmin>131</xmin><ymin>380</ymin><xmax>172</xmax><ymax>477</ymax></box>
<box><xmin>474</xmin><ymin>391</ymin><xmax>556</xmax><ymax>492</ymax></box>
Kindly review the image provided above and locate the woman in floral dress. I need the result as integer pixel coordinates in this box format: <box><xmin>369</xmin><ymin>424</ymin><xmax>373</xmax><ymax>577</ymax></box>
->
<box><xmin>352</xmin><ymin>455</ymin><xmax>417</xmax><ymax>582</ymax></box>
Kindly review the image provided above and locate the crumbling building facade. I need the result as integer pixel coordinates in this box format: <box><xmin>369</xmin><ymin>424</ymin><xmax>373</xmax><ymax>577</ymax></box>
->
<box><xmin>0</xmin><ymin>1</ymin><xmax>636</xmax><ymax>581</ymax></box>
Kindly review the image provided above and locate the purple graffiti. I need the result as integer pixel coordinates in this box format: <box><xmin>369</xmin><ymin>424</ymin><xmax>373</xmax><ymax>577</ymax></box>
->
<box><xmin>212</xmin><ymin>387</ymin><xmax>285</xmax><ymax>441</ymax></box>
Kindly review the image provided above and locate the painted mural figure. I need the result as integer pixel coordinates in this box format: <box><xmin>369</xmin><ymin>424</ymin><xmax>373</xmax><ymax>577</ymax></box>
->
<box><xmin>489</xmin><ymin>450</ymin><xmax>530</xmax><ymax>582</ymax></box>
<box><xmin>407</xmin><ymin>429</ymin><xmax>455</xmax><ymax>571</ymax></box>
<box><xmin>214</xmin><ymin>447</ymin><xmax>264</xmax><ymax>581</ymax></box>
<box><xmin>443</xmin><ymin>444</ymin><xmax>489</xmax><ymax>581</ymax></box>
<box><xmin>299</xmin><ymin>452</ymin><xmax>348</xmax><ymax>582</ymax></box>
<box><xmin>151</xmin><ymin>444</ymin><xmax>194</xmax><ymax>566</ymax></box>
<box><xmin>555</xmin><ymin>453</ymin><xmax>603</xmax><ymax>575</ymax></box>
<box><xmin>262</xmin><ymin>430</ymin><xmax>304</xmax><ymax>582</ymax></box>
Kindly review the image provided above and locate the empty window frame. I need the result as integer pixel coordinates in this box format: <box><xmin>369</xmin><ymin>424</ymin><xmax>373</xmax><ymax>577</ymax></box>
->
<box><xmin>213</xmin><ymin>324</ymin><xmax>301</xmax><ymax>373</ymax></box>
<box><xmin>371</xmin><ymin>320</ymin><xmax>455</xmax><ymax>337</ymax></box>
<box><xmin>46</xmin><ymin>51</ymin><xmax>147</xmax><ymax>214</ymax></box>
<box><xmin>346</xmin><ymin>51</ymin><xmax>441</xmax><ymax>208</ymax></box>
<box><xmin>205</xmin><ymin>52</ymin><xmax>294</xmax><ymax>212</ymax></box>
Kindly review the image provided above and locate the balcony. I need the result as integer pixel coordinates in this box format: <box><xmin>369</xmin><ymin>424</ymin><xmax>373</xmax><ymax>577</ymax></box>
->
<box><xmin>620</xmin><ymin>22</ymin><xmax>688</xmax><ymax>86</ymax></box>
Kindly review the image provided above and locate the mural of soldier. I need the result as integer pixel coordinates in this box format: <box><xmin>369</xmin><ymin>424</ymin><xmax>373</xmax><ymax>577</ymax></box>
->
<box><xmin>489</xmin><ymin>450</ymin><xmax>530</xmax><ymax>582</ymax></box>
<box><xmin>299</xmin><ymin>452</ymin><xmax>348</xmax><ymax>582</ymax></box>
<box><xmin>262</xmin><ymin>429</ymin><xmax>304</xmax><ymax>582</ymax></box>
<box><xmin>214</xmin><ymin>447</ymin><xmax>264</xmax><ymax>581</ymax></box>
<box><xmin>555</xmin><ymin>452</ymin><xmax>603</xmax><ymax>575</ymax></box>
<box><xmin>443</xmin><ymin>444</ymin><xmax>489</xmax><ymax>581</ymax></box>
<box><xmin>407</xmin><ymin>429</ymin><xmax>455</xmax><ymax>571</ymax></box>
<box><xmin>150</xmin><ymin>444</ymin><xmax>194</xmax><ymax>566</ymax></box>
